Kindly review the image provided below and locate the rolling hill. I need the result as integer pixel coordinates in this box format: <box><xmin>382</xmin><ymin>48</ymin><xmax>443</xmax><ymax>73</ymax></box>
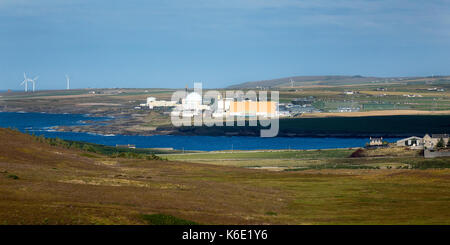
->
<box><xmin>226</xmin><ymin>75</ymin><xmax>449</xmax><ymax>89</ymax></box>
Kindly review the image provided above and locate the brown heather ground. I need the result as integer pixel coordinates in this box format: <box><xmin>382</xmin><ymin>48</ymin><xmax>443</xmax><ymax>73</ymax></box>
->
<box><xmin>1</xmin><ymin>128</ymin><xmax>450</xmax><ymax>225</ymax></box>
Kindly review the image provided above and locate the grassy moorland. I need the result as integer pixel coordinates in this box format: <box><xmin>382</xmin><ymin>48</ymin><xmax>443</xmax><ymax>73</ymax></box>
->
<box><xmin>1</xmin><ymin>128</ymin><xmax>450</xmax><ymax>224</ymax></box>
<box><xmin>161</xmin><ymin>149</ymin><xmax>356</xmax><ymax>169</ymax></box>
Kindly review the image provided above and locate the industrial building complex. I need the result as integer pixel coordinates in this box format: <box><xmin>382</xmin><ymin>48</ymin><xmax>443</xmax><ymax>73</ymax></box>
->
<box><xmin>140</xmin><ymin>92</ymin><xmax>282</xmax><ymax>118</ymax></box>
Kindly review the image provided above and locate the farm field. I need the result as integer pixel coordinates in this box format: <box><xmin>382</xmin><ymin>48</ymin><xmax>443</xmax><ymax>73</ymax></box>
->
<box><xmin>159</xmin><ymin>146</ymin><xmax>444</xmax><ymax>170</ymax></box>
<box><xmin>2</xmin><ymin>128</ymin><xmax>450</xmax><ymax>225</ymax></box>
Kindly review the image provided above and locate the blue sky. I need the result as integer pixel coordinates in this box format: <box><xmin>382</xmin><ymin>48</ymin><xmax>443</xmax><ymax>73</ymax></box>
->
<box><xmin>1</xmin><ymin>0</ymin><xmax>449</xmax><ymax>89</ymax></box>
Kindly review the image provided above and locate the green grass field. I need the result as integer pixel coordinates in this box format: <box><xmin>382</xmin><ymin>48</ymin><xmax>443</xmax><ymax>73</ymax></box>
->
<box><xmin>160</xmin><ymin>147</ymin><xmax>448</xmax><ymax>170</ymax></box>
<box><xmin>162</xmin><ymin>149</ymin><xmax>354</xmax><ymax>160</ymax></box>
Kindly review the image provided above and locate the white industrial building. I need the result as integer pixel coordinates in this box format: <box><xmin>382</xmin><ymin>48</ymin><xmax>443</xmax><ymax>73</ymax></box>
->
<box><xmin>212</xmin><ymin>97</ymin><xmax>233</xmax><ymax>118</ymax></box>
<box><xmin>170</xmin><ymin>92</ymin><xmax>210</xmax><ymax>117</ymax></box>
<box><xmin>141</xmin><ymin>96</ymin><xmax>177</xmax><ymax>109</ymax></box>
<box><xmin>143</xmin><ymin>91</ymin><xmax>284</xmax><ymax>118</ymax></box>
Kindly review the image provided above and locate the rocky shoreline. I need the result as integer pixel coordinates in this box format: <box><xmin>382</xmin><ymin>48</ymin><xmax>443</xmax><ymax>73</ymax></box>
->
<box><xmin>54</xmin><ymin>122</ymin><xmax>417</xmax><ymax>138</ymax></box>
<box><xmin>2</xmin><ymin>106</ymin><xmax>448</xmax><ymax>139</ymax></box>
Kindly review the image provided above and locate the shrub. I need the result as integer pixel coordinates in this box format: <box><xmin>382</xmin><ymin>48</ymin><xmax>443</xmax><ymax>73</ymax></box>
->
<box><xmin>350</xmin><ymin>148</ymin><xmax>366</xmax><ymax>158</ymax></box>
<box><xmin>33</xmin><ymin>134</ymin><xmax>164</xmax><ymax>160</ymax></box>
<box><xmin>7</xmin><ymin>174</ymin><xmax>19</xmax><ymax>180</ymax></box>
<box><xmin>70</xmin><ymin>142</ymin><xmax>82</xmax><ymax>149</ymax></box>
<box><xmin>146</xmin><ymin>154</ymin><xmax>161</xmax><ymax>160</ymax></box>
<box><xmin>111</xmin><ymin>152</ymin><xmax>161</xmax><ymax>160</ymax></box>
<box><xmin>82</xmin><ymin>144</ymin><xmax>96</xmax><ymax>152</ymax></box>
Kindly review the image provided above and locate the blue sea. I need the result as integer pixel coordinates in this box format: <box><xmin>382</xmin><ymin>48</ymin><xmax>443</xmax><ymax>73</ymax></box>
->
<box><xmin>0</xmin><ymin>112</ymin><xmax>400</xmax><ymax>151</ymax></box>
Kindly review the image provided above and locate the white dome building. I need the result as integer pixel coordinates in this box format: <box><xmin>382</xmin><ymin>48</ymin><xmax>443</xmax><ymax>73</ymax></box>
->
<box><xmin>183</xmin><ymin>92</ymin><xmax>202</xmax><ymax>110</ymax></box>
<box><xmin>146</xmin><ymin>97</ymin><xmax>156</xmax><ymax>105</ymax></box>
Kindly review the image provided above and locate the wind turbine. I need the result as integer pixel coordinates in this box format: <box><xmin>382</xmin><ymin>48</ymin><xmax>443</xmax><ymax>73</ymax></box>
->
<box><xmin>30</xmin><ymin>76</ymin><xmax>38</xmax><ymax>92</ymax></box>
<box><xmin>20</xmin><ymin>73</ymin><xmax>38</xmax><ymax>92</ymax></box>
<box><xmin>65</xmin><ymin>75</ymin><xmax>70</xmax><ymax>90</ymax></box>
<box><xmin>20</xmin><ymin>73</ymin><xmax>28</xmax><ymax>92</ymax></box>
<box><xmin>290</xmin><ymin>79</ymin><xmax>294</xmax><ymax>88</ymax></box>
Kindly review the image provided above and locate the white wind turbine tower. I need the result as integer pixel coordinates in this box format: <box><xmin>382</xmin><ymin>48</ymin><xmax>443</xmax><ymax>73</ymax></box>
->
<box><xmin>20</xmin><ymin>73</ymin><xmax>38</xmax><ymax>92</ymax></box>
<box><xmin>66</xmin><ymin>75</ymin><xmax>70</xmax><ymax>90</ymax></box>
<box><xmin>20</xmin><ymin>73</ymin><xmax>29</xmax><ymax>92</ymax></box>
<box><xmin>30</xmin><ymin>75</ymin><xmax>38</xmax><ymax>92</ymax></box>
